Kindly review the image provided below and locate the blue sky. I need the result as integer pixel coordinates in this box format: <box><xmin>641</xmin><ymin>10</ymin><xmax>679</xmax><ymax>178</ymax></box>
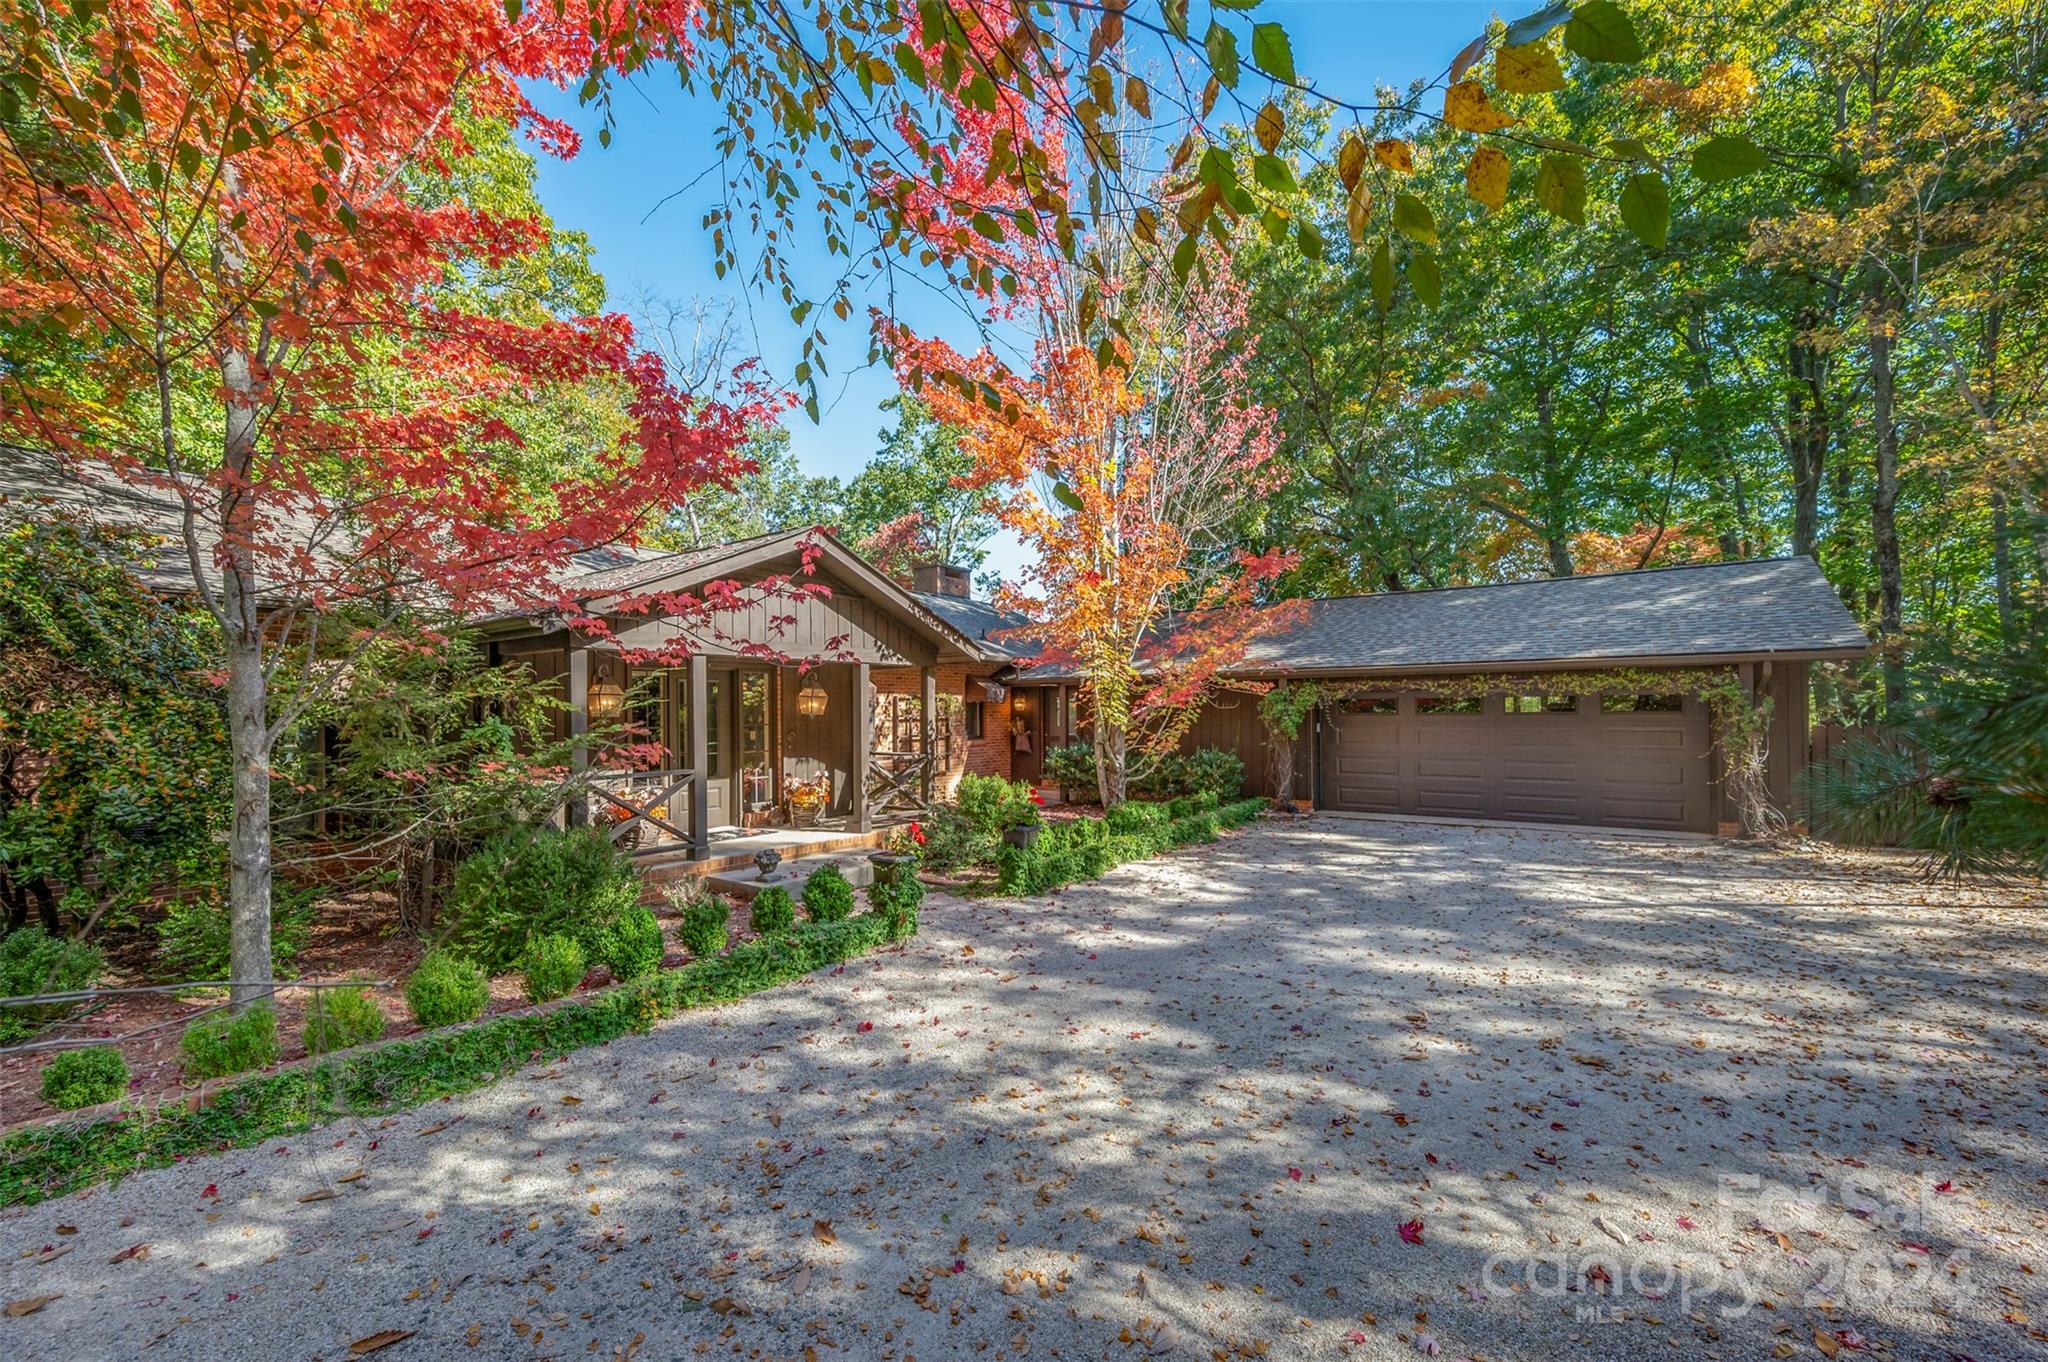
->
<box><xmin>527</xmin><ymin>1</ymin><xmax>1502</xmax><ymax>581</ymax></box>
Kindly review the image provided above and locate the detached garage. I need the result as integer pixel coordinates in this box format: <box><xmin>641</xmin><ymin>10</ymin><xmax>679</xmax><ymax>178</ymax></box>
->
<box><xmin>1171</xmin><ymin>558</ymin><xmax>1869</xmax><ymax>836</ymax></box>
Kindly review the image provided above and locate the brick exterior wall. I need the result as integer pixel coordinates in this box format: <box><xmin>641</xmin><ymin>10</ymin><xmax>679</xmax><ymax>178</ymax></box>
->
<box><xmin>870</xmin><ymin>664</ymin><xmax>1014</xmax><ymax>799</ymax></box>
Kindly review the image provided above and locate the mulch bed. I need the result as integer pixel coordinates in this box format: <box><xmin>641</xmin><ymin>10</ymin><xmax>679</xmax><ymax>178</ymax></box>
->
<box><xmin>0</xmin><ymin>885</ymin><xmax>766</xmax><ymax>1130</ymax></box>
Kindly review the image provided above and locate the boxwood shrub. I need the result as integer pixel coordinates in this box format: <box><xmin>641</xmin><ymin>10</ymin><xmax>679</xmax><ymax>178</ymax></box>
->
<box><xmin>406</xmin><ymin>950</ymin><xmax>489</xmax><ymax>1028</ymax></box>
<box><xmin>749</xmin><ymin>884</ymin><xmax>796</xmax><ymax>936</ymax></box>
<box><xmin>599</xmin><ymin>906</ymin><xmax>664</xmax><ymax>981</ymax></box>
<box><xmin>180</xmin><ymin>1006</ymin><xmax>280</xmax><ymax>1080</ymax></box>
<box><xmin>40</xmin><ymin>1046</ymin><xmax>129</xmax><ymax>1110</ymax></box>
<box><xmin>801</xmin><ymin>864</ymin><xmax>856</xmax><ymax>923</ymax></box>
<box><xmin>678</xmin><ymin>898</ymin><xmax>729</xmax><ymax>959</ymax></box>
<box><xmin>301</xmin><ymin>986</ymin><xmax>387</xmax><ymax>1053</ymax></box>
<box><xmin>439</xmin><ymin>826</ymin><xmax>641</xmax><ymax>972</ymax></box>
<box><xmin>519</xmin><ymin>934</ymin><xmax>586</xmax><ymax>1003</ymax></box>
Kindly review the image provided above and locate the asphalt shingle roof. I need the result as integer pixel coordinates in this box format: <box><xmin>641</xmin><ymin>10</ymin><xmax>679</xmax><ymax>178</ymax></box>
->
<box><xmin>1236</xmin><ymin>557</ymin><xmax>1868</xmax><ymax>674</ymax></box>
<box><xmin>910</xmin><ymin>591</ymin><xmax>1037</xmax><ymax>662</ymax></box>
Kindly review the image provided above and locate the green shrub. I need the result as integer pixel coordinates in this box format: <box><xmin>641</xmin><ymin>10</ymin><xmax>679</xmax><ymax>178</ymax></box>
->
<box><xmin>180</xmin><ymin>1006</ymin><xmax>280</xmax><ymax>1079</ymax></box>
<box><xmin>39</xmin><ymin>1046</ymin><xmax>129</xmax><ymax>1110</ymax></box>
<box><xmin>801</xmin><ymin>864</ymin><xmax>857</xmax><ymax>922</ymax></box>
<box><xmin>0</xmin><ymin>929</ymin><xmax>105</xmax><ymax>1044</ymax></box>
<box><xmin>155</xmin><ymin>883</ymin><xmax>313</xmax><ymax>985</ymax></box>
<box><xmin>750</xmin><ymin>884</ymin><xmax>796</xmax><ymax>936</ymax></box>
<box><xmin>997</xmin><ymin>797</ymin><xmax>1267</xmax><ymax>895</ymax></box>
<box><xmin>0</xmin><ymin>908</ymin><xmax>918</xmax><ymax>1210</ymax></box>
<box><xmin>519</xmin><ymin>934</ymin><xmax>587</xmax><ymax>1003</ymax></box>
<box><xmin>1043</xmin><ymin>743</ymin><xmax>1097</xmax><ymax>798</ymax></box>
<box><xmin>599</xmin><ymin>906</ymin><xmax>664</xmax><ymax>981</ymax></box>
<box><xmin>405</xmin><ymin>950</ymin><xmax>489</xmax><ymax>1028</ymax></box>
<box><xmin>302</xmin><ymin>986</ymin><xmax>387</xmax><ymax>1053</ymax></box>
<box><xmin>1131</xmin><ymin>747</ymin><xmax>1245</xmax><ymax>802</ymax></box>
<box><xmin>956</xmin><ymin>774</ymin><xmax>1041</xmax><ymax>835</ymax></box>
<box><xmin>868</xmin><ymin>870</ymin><xmax>925</xmax><ymax>941</ymax></box>
<box><xmin>911</xmin><ymin>805</ymin><xmax>992</xmax><ymax>871</ymax></box>
<box><xmin>440</xmin><ymin>825</ymin><xmax>641</xmax><ymax>972</ymax></box>
<box><xmin>678</xmin><ymin>898</ymin><xmax>730</xmax><ymax>959</ymax></box>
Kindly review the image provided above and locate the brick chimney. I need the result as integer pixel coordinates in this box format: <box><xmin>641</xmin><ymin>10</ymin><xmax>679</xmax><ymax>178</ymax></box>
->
<box><xmin>911</xmin><ymin>562</ymin><xmax>973</xmax><ymax>598</ymax></box>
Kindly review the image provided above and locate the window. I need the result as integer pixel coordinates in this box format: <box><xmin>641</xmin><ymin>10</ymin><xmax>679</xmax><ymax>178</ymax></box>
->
<box><xmin>1506</xmin><ymin>694</ymin><xmax>1578</xmax><ymax>714</ymax></box>
<box><xmin>1601</xmin><ymin>693</ymin><xmax>1684</xmax><ymax>713</ymax></box>
<box><xmin>1416</xmin><ymin>695</ymin><xmax>1483</xmax><ymax>715</ymax></box>
<box><xmin>965</xmin><ymin>700</ymin><xmax>986</xmax><ymax>740</ymax></box>
<box><xmin>877</xmin><ymin>693</ymin><xmax>954</xmax><ymax>768</ymax></box>
<box><xmin>1340</xmin><ymin>695</ymin><xmax>1398</xmax><ymax>715</ymax></box>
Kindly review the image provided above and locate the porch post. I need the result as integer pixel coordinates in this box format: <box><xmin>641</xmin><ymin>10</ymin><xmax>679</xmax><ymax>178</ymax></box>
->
<box><xmin>687</xmin><ymin>653</ymin><xmax>709</xmax><ymax>860</ymax></box>
<box><xmin>566</xmin><ymin>645</ymin><xmax>590</xmax><ymax>828</ymax></box>
<box><xmin>920</xmin><ymin>665</ymin><xmax>938</xmax><ymax>804</ymax></box>
<box><xmin>851</xmin><ymin>660</ymin><xmax>872</xmax><ymax>833</ymax></box>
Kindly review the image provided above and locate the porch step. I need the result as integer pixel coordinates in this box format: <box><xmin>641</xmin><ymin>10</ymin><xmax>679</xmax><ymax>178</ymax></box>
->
<box><xmin>703</xmin><ymin>851</ymin><xmax>876</xmax><ymax>902</ymax></box>
<box><xmin>637</xmin><ymin>825</ymin><xmax>895</xmax><ymax>889</ymax></box>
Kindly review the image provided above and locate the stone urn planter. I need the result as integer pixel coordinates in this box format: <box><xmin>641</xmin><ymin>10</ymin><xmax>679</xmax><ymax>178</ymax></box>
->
<box><xmin>1001</xmin><ymin>824</ymin><xmax>1041</xmax><ymax>851</ymax></box>
<box><xmin>753</xmin><ymin>848</ymin><xmax>783</xmax><ymax>881</ymax></box>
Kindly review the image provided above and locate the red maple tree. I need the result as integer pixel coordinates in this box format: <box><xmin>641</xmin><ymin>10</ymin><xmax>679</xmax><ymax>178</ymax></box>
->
<box><xmin>0</xmin><ymin>0</ymin><xmax>766</xmax><ymax>1003</ymax></box>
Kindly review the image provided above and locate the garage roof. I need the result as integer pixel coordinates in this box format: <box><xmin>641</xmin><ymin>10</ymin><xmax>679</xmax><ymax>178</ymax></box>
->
<box><xmin>1238</xmin><ymin>556</ymin><xmax>1868</xmax><ymax>675</ymax></box>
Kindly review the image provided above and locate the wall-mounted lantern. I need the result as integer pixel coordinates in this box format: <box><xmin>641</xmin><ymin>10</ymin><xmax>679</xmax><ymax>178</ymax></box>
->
<box><xmin>797</xmin><ymin>676</ymin><xmax>829</xmax><ymax>718</ymax></box>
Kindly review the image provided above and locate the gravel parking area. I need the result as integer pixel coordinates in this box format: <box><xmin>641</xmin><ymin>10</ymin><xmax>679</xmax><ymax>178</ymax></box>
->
<box><xmin>4</xmin><ymin>817</ymin><xmax>2044</xmax><ymax>1361</ymax></box>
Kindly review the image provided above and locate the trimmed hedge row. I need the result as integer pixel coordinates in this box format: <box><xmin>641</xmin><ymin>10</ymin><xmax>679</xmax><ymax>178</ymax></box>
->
<box><xmin>0</xmin><ymin>907</ymin><xmax>907</xmax><ymax>1208</ymax></box>
<box><xmin>995</xmin><ymin>794</ymin><xmax>1267</xmax><ymax>895</ymax></box>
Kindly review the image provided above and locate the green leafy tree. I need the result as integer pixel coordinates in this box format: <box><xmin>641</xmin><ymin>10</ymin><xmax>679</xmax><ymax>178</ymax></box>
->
<box><xmin>844</xmin><ymin>397</ymin><xmax>997</xmax><ymax>569</ymax></box>
<box><xmin>0</xmin><ymin>516</ymin><xmax>228</xmax><ymax>937</ymax></box>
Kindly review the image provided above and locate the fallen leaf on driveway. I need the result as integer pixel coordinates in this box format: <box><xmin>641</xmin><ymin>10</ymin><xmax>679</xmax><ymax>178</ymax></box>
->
<box><xmin>298</xmin><ymin>1188</ymin><xmax>338</xmax><ymax>1203</ymax></box>
<box><xmin>1397</xmin><ymin>1218</ymin><xmax>1425</xmax><ymax>1245</ymax></box>
<box><xmin>4</xmin><ymin>1295</ymin><xmax>60</xmax><ymax>1317</ymax></box>
<box><xmin>348</xmin><ymin>1329</ymin><xmax>415</xmax><ymax>1354</ymax></box>
<box><xmin>812</xmin><ymin>1219</ymin><xmax>837</xmax><ymax>1244</ymax></box>
<box><xmin>31</xmin><ymin>1245</ymin><xmax>71</xmax><ymax>1266</ymax></box>
<box><xmin>108</xmin><ymin>1244</ymin><xmax>151</xmax><ymax>1264</ymax></box>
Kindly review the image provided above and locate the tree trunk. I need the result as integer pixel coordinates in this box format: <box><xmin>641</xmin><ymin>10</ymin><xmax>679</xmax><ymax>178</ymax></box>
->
<box><xmin>1786</xmin><ymin>326</ymin><xmax>1830</xmax><ymax>559</ymax></box>
<box><xmin>1867</xmin><ymin>307</ymin><xmax>1906</xmax><ymax>716</ymax></box>
<box><xmin>219</xmin><ymin>333</ymin><xmax>274</xmax><ymax>1012</ymax></box>
<box><xmin>1267</xmin><ymin>735</ymin><xmax>1294</xmax><ymax>806</ymax></box>
<box><xmin>1093</xmin><ymin>723</ymin><xmax>1127</xmax><ymax>809</ymax></box>
<box><xmin>1991</xmin><ymin>489</ymin><xmax>2017</xmax><ymax>642</ymax></box>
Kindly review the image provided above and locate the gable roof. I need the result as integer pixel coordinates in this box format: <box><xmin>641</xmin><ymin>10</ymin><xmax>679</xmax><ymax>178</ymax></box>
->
<box><xmin>1236</xmin><ymin>557</ymin><xmax>1869</xmax><ymax>675</ymax></box>
<box><xmin>558</xmin><ymin>526</ymin><xmax>990</xmax><ymax>661</ymax></box>
<box><xmin>1015</xmin><ymin>557</ymin><xmax>1868</xmax><ymax>681</ymax></box>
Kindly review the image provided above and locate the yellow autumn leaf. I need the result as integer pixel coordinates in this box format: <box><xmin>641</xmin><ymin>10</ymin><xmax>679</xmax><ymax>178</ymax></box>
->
<box><xmin>1495</xmin><ymin>40</ymin><xmax>1565</xmax><ymax>94</ymax></box>
<box><xmin>1444</xmin><ymin>81</ymin><xmax>1518</xmax><ymax>133</ymax></box>
<box><xmin>1336</xmin><ymin>135</ymin><xmax>1368</xmax><ymax>190</ymax></box>
<box><xmin>1345</xmin><ymin>183</ymin><xmax>1372</xmax><ymax>245</ymax></box>
<box><xmin>1466</xmin><ymin>145</ymin><xmax>1509</xmax><ymax>212</ymax></box>
<box><xmin>1373</xmin><ymin>139</ymin><xmax>1414</xmax><ymax>174</ymax></box>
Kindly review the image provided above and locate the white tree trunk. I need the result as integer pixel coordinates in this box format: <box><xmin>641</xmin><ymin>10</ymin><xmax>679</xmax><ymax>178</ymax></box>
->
<box><xmin>1094</xmin><ymin>723</ymin><xmax>1127</xmax><ymax>809</ymax></box>
<box><xmin>224</xmin><ymin>632</ymin><xmax>274</xmax><ymax>1008</ymax></box>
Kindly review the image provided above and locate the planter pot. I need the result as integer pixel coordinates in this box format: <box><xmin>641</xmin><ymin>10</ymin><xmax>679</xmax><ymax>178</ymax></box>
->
<box><xmin>1001</xmin><ymin>824</ymin><xmax>1042</xmax><ymax>851</ymax></box>
<box><xmin>1290</xmin><ymin>798</ymin><xmax>1314</xmax><ymax>814</ymax></box>
<box><xmin>869</xmin><ymin>851</ymin><xmax>913</xmax><ymax>887</ymax></box>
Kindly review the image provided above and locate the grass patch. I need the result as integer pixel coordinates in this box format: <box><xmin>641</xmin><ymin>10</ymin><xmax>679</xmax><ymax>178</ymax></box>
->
<box><xmin>0</xmin><ymin>907</ymin><xmax>909</xmax><ymax>1208</ymax></box>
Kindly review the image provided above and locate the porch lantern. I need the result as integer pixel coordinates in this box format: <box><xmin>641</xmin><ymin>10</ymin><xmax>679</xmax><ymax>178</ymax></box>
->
<box><xmin>587</xmin><ymin>675</ymin><xmax>626</xmax><ymax>724</ymax></box>
<box><xmin>797</xmin><ymin>676</ymin><xmax>829</xmax><ymax>718</ymax></box>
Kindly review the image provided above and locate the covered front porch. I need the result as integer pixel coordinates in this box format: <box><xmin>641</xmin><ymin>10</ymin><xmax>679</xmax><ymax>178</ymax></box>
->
<box><xmin>568</xmin><ymin>651</ymin><xmax>946</xmax><ymax>863</ymax></box>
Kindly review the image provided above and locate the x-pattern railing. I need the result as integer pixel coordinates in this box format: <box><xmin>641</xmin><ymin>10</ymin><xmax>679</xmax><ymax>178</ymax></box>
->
<box><xmin>867</xmin><ymin>750</ymin><xmax>931</xmax><ymax>816</ymax></box>
<box><xmin>590</xmin><ymin>767</ymin><xmax>697</xmax><ymax>848</ymax></box>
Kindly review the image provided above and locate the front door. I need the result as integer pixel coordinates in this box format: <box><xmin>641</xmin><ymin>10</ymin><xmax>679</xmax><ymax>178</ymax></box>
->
<box><xmin>735</xmin><ymin>668</ymin><xmax>775</xmax><ymax>824</ymax></box>
<box><xmin>1011</xmin><ymin>687</ymin><xmax>1042</xmax><ymax>783</ymax></box>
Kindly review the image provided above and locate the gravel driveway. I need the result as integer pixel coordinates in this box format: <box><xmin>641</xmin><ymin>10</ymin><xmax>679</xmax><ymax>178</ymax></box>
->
<box><xmin>4</xmin><ymin>817</ymin><xmax>2044</xmax><ymax>1361</ymax></box>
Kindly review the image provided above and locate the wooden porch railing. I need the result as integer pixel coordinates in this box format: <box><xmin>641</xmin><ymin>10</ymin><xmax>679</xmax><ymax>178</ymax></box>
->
<box><xmin>867</xmin><ymin>751</ymin><xmax>932</xmax><ymax>817</ymax></box>
<box><xmin>585</xmin><ymin>767</ymin><xmax>699</xmax><ymax>856</ymax></box>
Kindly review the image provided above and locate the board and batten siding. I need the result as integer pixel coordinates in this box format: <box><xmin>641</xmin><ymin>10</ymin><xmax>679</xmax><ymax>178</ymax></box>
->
<box><xmin>606</xmin><ymin>572</ymin><xmax>940</xmax><ymax>667</ymax></box>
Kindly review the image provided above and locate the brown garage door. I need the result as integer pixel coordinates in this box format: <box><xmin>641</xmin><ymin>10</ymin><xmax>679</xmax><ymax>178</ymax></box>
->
<box><xmin>1319</xmin><ymin>689</ymin><xmax>1713</xmax><ymax>833</ymax></box>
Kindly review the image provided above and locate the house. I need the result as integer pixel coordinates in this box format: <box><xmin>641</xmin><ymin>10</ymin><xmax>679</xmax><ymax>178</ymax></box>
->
<box><xmin>3</xmin><ymin>445</ymin><xmax>1868</xmax><ymax>845</ymax></box>
<box><xmin>478</xmin><ymin>528</ymin><xmax>1079</xmax><ymax>860</ymax></box>
<box><xmin>1119</xmin><ymin>557</ymin><xmax>1869</xmax><ymax>835</ymax></box>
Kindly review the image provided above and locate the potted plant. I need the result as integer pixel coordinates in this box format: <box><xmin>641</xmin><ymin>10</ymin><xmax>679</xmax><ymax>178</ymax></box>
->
<box><xmin>786</xmin><ymin>776</ymin><xmax>829</xmax><ymax>828</ymax></box>
<box><xmin>1001</xmin><ymin>791</ymin><xmax>1045</xmax><ymax>849</ymax></box>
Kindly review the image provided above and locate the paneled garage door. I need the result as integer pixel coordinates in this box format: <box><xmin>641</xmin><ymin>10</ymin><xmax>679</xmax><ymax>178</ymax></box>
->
<box><xmin>1318</xmin><ymin>689</ymin><xmax>1714</xmax><ymax>833</ymax></box>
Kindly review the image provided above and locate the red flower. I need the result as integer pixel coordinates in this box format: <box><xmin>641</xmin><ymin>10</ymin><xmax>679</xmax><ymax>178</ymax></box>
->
<box><xmin>910</xmin><ymin>821</ymin><xmax>926</xmax><ymax>845</ymax></box>
<box><xmin>1029</xmin><ymin>793</ymin><xmax>1045</xmax><ymax>805</ymax></box>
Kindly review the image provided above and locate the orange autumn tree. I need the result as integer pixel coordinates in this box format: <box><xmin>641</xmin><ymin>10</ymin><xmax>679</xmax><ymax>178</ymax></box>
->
<box><xmin>894</xmin><ymin>250</ymin><xmax>1291</xmax><ymax>806</ymax></box>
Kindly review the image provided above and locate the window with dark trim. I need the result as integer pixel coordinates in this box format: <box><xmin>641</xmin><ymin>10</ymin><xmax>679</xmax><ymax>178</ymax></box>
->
<box><xmin>1416</xmin><ymin>695</ymin><xmax>1483</xmax><ymax>715</ymax></box>
<box><xmin>1600</xmin><ymin>693</ymin><xmax>1684</xmax><ymax>713</ymax></box>
<box><xmin>965</xmin><ymin>700</ymin><xmax>986</xmax><ymax>739</ymax></box>
<box><xmin>1506</xmin><ymin>694</ymin><xmax>1578</xmax><ymax>714</ymax></box>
